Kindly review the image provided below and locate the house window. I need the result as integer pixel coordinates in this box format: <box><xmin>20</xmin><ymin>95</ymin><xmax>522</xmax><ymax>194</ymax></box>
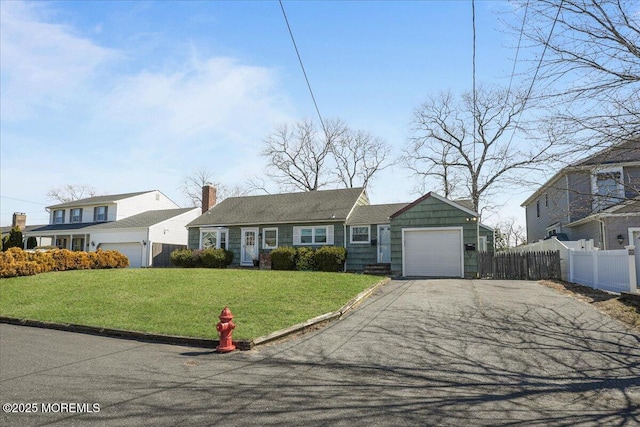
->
<box><xmin>592</xmin><ymin>168</ymin><xmax>624</xmax><ymax>211</ymax></box>
<box><xmin>53</xmin><ymin>210</ymin><xmax>65</xmax><ymax>224</ymax></box>
<box><xmin>94</xmin><ymin>206</ymin><xmax>108</xmax><ymax>222</ymax></box>
<box><xmin>545</xmin><ymin>193</ymin><xmax>548</xmax><ymax>207</ymax></box>
<box><xmin>350</xmin><ymin>226</ymin><xmax>370</xmax><ymax>243</ymax></box>
<box><xmin>293</xmin><ymin>225</ymin><xmax>334</xmax><ymax>245</ymax></box>
<box><xmin>71</xmin><ymin>208</ymin><xmax>83</xmax><ymax>223</ymax></box>
<box><xmin>536</xmin><ymin>200</ymin><xmax>540</xmax><ymax>218</ymax></box>
<box><xmin>72</xmin><ymin>238</ymin><xmax>84</xmax><ymax>251</ymax></box>
<box><xmin>262</xmin><ymin>228</ymin><xmax>278</xmax><ymax>249</ymax></box>
<box><xmin>201</xmin><ymin>229</ymin><xmax>229</xmax><ymax>250</ymax></box>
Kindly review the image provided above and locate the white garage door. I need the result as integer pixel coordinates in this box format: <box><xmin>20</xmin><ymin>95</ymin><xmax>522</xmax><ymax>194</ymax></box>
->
<box><xmin>403</xmin><ymin>228</ymin><xmax>463</xmax><ymax>277</ymax></box>
<box><xmin>99</xmin><ymin>243</ymin><xmax>143</xmax><ymax>268</ymax></box>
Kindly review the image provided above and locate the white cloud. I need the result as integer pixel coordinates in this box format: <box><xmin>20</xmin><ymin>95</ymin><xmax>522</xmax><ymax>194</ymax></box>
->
<box><xmin>0</xmin><ymin>1</ymin><xmax>295</xmax><ymax>225</ymax></box>
<box><xmin>0</xmin><ymin>1</ymin><xmax>120</xmax><ymax>121</ymax></box>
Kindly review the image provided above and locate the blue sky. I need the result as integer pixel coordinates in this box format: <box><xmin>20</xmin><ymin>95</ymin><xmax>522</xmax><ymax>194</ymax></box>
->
<box><xmin>1</xmin><ymin>0</ymin><xmax>535</xmax><ymax>227</ymax></box>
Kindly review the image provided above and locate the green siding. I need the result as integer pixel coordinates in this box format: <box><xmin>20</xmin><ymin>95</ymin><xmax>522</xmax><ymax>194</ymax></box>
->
<box><xmin>390</xmin><ymin>196</ymin><xmax>490</xmax><ymax>278</ymax></box>
<box><xmin>189</xmin><ymin>222</ymin><xmax>345</xmax><ymax>267</ymax></box>
<box><xmin>345</xmin><ymin>225</ymin><xmax>378</xmax><ymax>271</ymax></box>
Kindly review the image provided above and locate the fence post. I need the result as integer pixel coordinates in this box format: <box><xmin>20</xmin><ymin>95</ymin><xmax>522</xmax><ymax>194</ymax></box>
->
<box><xmin>569</xmin><ymin>249</ymin><xmax>574</xmax><ymax>283</ymax></box>
<box><xmin>592</xmin><ymin>250</ymin><xmax>599</xmax><ymax>290</ymax></box>
<box><xmin>626</xmin><ymin>245</ymin><xmax>637</xmax><ymax>293</ymax></box>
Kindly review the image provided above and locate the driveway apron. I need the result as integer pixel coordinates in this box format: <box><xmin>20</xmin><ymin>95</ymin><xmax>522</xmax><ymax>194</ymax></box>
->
<box><xmin>1</xmin><ymin>279</ymin><xmax>639</xmax><ymax>426</ymax></box>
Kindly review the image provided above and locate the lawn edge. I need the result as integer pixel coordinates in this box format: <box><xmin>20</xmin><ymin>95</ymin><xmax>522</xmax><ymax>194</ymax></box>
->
<box><xmin>253</xmin><ymin>277</ymin><xmax>390</xmax><ymax>346</ymax></box>
<box><xmin>0</xmin><ymin>277</ymin><xmax>390</xmax><ymax>351</ymax></box>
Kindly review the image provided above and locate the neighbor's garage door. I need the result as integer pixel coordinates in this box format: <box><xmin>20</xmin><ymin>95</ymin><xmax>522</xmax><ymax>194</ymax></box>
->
<box><xmin>100</xmin><ymin>243</ymin><xmax>142</xmax><ymax>268</ymax></box>
<box><xmin>403</xmin><ymin>228</ymin><xmax>463</xmax><ymax>277</ymax></box>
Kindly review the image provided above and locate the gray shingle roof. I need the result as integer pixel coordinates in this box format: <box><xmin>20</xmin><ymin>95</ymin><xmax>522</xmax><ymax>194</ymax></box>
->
<box><xmin>47</xmin><ymin>190</ymin><xmax>156</xmax><ymax>209</ymax></box>
<box><xmin>86</xmin><ymin>208</ymin><xmax>196</xmax><ymax>230</ymax></box>
<box><xmin>573</xmin><ymin>140</ymin><xmax>640</xmax><ymax>166</ymax></box>
<box><xmin>1</xmin><ymin>224</ymin><xmax>48</xmax><ymax>236</ymax></box>
<box><xmin>188</xmin><ymin>188</ymin><xmax>366</xmax><ymax>227</ymax></box>
<box><xmin>346</xmin><ymin>203</ymin><xmax>408</xmax><ymax>225</ymax></box>
<box><xmin>24</xmin><ymin>208</ymin><xmax>196</xmax><ymax>234</ymax></box>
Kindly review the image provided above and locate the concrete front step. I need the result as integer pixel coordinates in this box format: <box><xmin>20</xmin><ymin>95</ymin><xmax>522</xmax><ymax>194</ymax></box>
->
<box><xmin>364</xmin><ymin>263</ymin><xmax>392</xmax><ymax>275</ymax></box>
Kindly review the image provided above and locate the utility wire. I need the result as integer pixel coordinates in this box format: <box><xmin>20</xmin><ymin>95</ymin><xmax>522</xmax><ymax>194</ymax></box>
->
<box><xmin>506</xmin><ymin>0</ymin><xmax>564</xmax><ymax>148</ymax></box>
<box><xmin>472</xmin><ymin>0</ymin><xmax>477</xmax><ymax>162</ymax></box>
<box><xmin>506</xmin><ymin>0</ymin><xmax>529</xmax><ymax>101</ymax></box>
<box><xmin>279</xmin><ymin>0</ymin><xmax>326</xmax><ymax>133</ymax></box>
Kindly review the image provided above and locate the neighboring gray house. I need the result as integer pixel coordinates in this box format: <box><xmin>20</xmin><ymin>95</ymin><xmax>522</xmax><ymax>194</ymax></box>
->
<box><xmin>23</xmin><ymin>191</ymin><xmax>200</xmax><ymax>267</ymax></box>
<box><xmin>521</xmin><ymin>140</ymin><xmax>640</xmax><ymax>249</ymax></box>
<box><xmin>187</xmin><ymin>186</ymin><xmax>494</xmax><ymax>277</ymax></box>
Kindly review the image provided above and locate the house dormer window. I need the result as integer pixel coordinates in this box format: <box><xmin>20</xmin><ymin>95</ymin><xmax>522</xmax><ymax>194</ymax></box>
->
<box><xmin>94</xmin><ymin>206</ymin><xmax>108</xmax><ymax>222</ymax></box>
<box><xmin>71</xmin><ymin>208</ymin><xmax>83</xmax><ymax>223</ymax></box>
<box><xmin>53</xmin><ymin>210</ymin><xmax>65</xmax><ymax>224</ymax></box>
<box><xmin>592</xmin><ymin>167</ymin><xmax>624</xmax><ymax>211</ymax></box>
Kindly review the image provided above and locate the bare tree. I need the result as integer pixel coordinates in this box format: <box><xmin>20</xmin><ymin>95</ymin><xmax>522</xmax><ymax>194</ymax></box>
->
<box><xmin>332</xmin><ymin>129</ymin><xmax>391</xmax><ymax>188</ymax></box>
<box><xmin>47</xmin><ymin>184</ymin><xmax>97</xmax><ymax>203</ymax></box>
<box><xmin>494</xmin><ymin>217</ymin><xmax>527</xmax><ymax>250</ymax></box>
<box><xmin>515</xmin><ymin>0</ymin><xmax>640</xmax><ymax>150</ymax></box>
<box><xmin>404</xmin><ymin>86</ymin><xmax>557</xmax><ymax>216</ymax></box>
<box><xmin>261</xmin><ymin>118</ymin><xmax>391</xmax><ymax>192</ymax></box>
<box><xmin>262</xmin><ymin>119</ymin><xmax>338</xmax><ymax>191</ymax></box>
<box><xmin>180</xmin><ymin>168</ymin><xmax>248</xmax><ymax>207</ymax></box>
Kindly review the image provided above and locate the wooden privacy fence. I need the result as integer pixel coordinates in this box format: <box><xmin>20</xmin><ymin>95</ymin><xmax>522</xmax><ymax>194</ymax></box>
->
<box><xmin>478</xmin><ymin>251</ymin><xmax>561</xmax><ymax>280</ymax></box>
<box><xmin>151</xmin><ymin>243</ymin><xmax>186</xmax><ymax>268</ymax></box>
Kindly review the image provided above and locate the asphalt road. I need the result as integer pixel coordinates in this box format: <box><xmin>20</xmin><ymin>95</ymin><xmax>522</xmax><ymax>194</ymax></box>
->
<box><xmin>1</xmin><ymin>279</ymin><xmax>639</xmax><ymax>426</ymax></box>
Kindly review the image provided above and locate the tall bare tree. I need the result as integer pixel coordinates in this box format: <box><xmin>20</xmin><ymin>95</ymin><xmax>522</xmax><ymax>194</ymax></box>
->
<box><xmin>260</xmin><ymin>118</ymin><xmax>391</xmax><ymax>192</ymax></box>
<box><xmin>46</xmin><ymin>184</ymin><xmax>97</xmax><ymax>203</ymax></box>
<box><xmin>404</xmin><ymin>86</ymin><xmax>557</xmax><ymax>216</ymax></box>
<box><xmin>494</xmin><ymin>217</ymin><xmax>527</xmax><ymax>250</ymax></box>
<box><xmin>514</xmin><ymin>0</ymin><xmax>640</xmax><ymax>150</ymax></box>
<box><xmin>331</xmin><ymin>129</ymin><xmax>391</xmax><ymax>189</ymax></box>
<box><xmin>180</xmin><ymin>168</ymin><xmax>248</xmax><ymax>207</ymax></box>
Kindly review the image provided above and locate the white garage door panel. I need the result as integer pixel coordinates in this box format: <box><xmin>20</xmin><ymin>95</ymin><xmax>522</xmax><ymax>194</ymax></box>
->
<box><xmin>404</xmin><ymin>229</ymin><xmax>462</xmax><ymax>277</ymax></box>
<box><xmin>99</xmin><ymin>243</ymin><xmax>142</xmax><ymax>268</ymax></box>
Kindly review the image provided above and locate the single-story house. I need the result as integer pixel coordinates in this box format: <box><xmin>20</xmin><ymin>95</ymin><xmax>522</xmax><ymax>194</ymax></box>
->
<box><xmin>187</xmin><ymin>186</ymin><xmax>494</xmax><ymax>277</ymax></box>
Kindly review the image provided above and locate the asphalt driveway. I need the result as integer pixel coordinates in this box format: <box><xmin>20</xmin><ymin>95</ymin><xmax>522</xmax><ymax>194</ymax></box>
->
<box><xmin>1</xmin><ymin>279</ymin><xmax>639</xmax><ymax>426</ymax></box>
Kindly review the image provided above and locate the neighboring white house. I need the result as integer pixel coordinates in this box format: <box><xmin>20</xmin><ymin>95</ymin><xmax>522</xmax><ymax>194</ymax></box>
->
<box><xmin>24</xmin><ymin>190</ymin><xmax>200</xmax><ymax>267</ymax></box>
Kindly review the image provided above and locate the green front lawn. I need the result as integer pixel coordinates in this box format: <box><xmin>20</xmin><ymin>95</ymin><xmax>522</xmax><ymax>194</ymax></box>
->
<box><xmin>0</xmin><ymin>269</ymin><xmax>381</xmax><ymax>340</ymax></box>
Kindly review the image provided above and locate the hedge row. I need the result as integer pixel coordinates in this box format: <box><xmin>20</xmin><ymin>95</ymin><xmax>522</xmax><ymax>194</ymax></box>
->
<box><xmin>0</xmin><ymin>247</ymin><xmax>129</xmax><ymax>278</ymax></box>
<box><xmin>270</xmin><ymin>246</ymin><xmax>346</xmax><ymax>272</ymax></box>
<box><xmin>170</xmin><ymin>248</ymin><xmax>234</xmax><ymax>268</ymax></box>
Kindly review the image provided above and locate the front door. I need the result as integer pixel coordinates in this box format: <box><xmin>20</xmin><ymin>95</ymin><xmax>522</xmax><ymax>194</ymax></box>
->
<box><xmin>241</xmin><ymin>228</ymin><xmax>258</xmax><ymax>266</ymax></box>
<box><xmin>378</xmin><ymin>225</ymin><xmax>391</xmax><ymax>263</ymax></box>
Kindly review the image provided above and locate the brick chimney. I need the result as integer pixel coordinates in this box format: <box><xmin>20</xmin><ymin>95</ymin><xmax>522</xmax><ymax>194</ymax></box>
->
<box><xmin>202</xmin><ymin>184</ymin><xmax>217</xmax><ymax>213</ymax></box>
<box><xmin>12</xmin><ymin>212</ymin><xmax>26</xmax><ymax>231</ymax></box>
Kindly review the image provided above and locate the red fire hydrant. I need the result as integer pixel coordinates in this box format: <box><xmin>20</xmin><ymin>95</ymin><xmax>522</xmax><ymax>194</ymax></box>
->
<box><xmin>216</xmin><ymin>306</ymin><xmax>236</xmax><ymax>353</ymax></box>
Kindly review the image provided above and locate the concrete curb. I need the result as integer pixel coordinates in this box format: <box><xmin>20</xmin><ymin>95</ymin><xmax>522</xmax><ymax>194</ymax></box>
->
<box><xmin>252</xmin><ymin>277</ymin><xmax>391</xmax><ymax>346</ymax></box>
<box><xmin>0</xmin><ymin>277</ymin><xmax>391</xmax><ymax>351</ymax></box>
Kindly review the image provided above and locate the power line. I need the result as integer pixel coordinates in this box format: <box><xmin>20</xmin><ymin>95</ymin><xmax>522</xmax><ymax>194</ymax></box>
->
<box><xmin>506</xmin><ymin>0</ymin><xmax>530</xmax><ymax>101</ymax></box>
<box><xmin>472</xmin><ymin>0</ymin><xmax>477</xmax><ymax>167</ymax></box>
<box><xmin>505</xmin><ymin>0</ymin><xmax>564</xmax><ymax>147</ymax></box>
<box><xmin>278</xmin><ymin>0</ymin><xmax>326</xmax><ymax>132</ymax></box>
<box><xmin>0</xmin><ymin>195</ymin><xmax>48</xmax><ymax>205</ymax></box>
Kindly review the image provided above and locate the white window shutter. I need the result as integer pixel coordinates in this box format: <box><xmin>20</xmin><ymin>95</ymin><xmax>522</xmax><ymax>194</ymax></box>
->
<box><xmin>327</xmin><ymin>225</ymin><xmax>334</xmax><ymax>245</ymax></box>
<box><xmin>293</xmin><ymin>227</ymin><xmax>301</xmax><ymax>245</ymax></box>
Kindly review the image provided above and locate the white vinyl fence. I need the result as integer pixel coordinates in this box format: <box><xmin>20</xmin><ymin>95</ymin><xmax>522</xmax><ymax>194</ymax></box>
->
<box><xmin>508</xmin><ymin>238</ymin><xmax>594</xmax><ymax>281</ymax></box>
<box><xmin>508</xmin><ymin>238</ymin><xmax>638</xmax><ymax>294</ymax></box>
<box><xmin>569</xmin><ymin>248</ymin><xmax>637</xmax><ymax>293</ymax></box>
